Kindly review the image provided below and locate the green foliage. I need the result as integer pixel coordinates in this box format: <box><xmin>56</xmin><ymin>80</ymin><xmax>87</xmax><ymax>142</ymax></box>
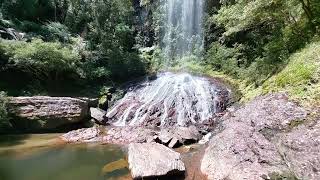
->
<box><xmin>42</xmin><ymin>22</ymin><xmax>71</xmax><ymax>42</ymax></box>
<box><xmin>139</xmin><ymin>46</ymin><xmax>165</xmax><ymax>72</ymax></box>
<box><xmin>82</xmin><ymin>0</ymin><xmax>147</xmax><ymax>81</ymax></box>
<box><xmin>0</xmin><ymin>39</ymin><xmax>82</xmax><ymax>94</ymax></box>
<box><xmin>206</xmin><ymin>42</ymin><xmax>242</xmax><ymax>76</ymax></box>
<box><xmin>1</xmin><ymin>39</ymin><xmax>80</xmax><ymax>76</ymax></box>
<box><xmin>0</xmin><ymin>92</ymin><xmax>10</xmax><ymax>130</ymax></box>
<box><xmin>1</xmin><ymin>0</ymin><xmax>68</xmax><ymax>22</ymax></box>
<box><xmin>204</xmin><ymin>0</ymin><xmax>320</xmax><ymax>87</ymax></box>
<box><xmin>262</xmin><ymin>40</ymin><xmax>320</xmax><ymax>104</ymax></box>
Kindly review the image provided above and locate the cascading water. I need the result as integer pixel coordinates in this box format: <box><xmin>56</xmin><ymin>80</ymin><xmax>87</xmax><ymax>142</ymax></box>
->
<box><xmin>106</xmin><ymin>0</ymin><xmax>230</xmax><ymax>128</ymax></box>
<box><xmin>107</xmin><ymin>72</ymin><xmax>229</xmax><ymax>127</ymax></box>
<box><xmin>162</xmin><ymin>0</ymin><xmax>204</xmax><ymax>61</ymax></box>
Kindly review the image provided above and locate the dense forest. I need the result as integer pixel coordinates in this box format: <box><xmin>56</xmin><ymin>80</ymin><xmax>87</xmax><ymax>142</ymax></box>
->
<box><xmin>0</xmin><ymin>0</ymin><xmax>319</xmax><ymax>130</ymax></box>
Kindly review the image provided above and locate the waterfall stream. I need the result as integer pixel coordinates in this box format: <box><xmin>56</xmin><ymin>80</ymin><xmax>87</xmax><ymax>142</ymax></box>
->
<box><xmin>106</xmin><ymin>0</ymin><xmax>229</xmax><ymax>128</ymax></box>
<box><xmin>107</xmin><ymin>72</ymin><xmax>229</xmax><ymax>127</ymax></box>
<box><xmin>163</xmin><ymin>0</ymin><xmax>204</xmax><ymax>61</ymax></box>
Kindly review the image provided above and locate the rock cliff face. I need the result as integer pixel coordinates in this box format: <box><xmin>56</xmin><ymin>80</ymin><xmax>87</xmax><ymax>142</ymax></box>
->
<box><xmin>8</xmin><ymin>96</ymin><xmax>89</xmax><ymax>131</ymax></box>
<box><xmin>201</xmin><ymin>93</ymin><xmax>320</xmax><ymax>180</ymax></box>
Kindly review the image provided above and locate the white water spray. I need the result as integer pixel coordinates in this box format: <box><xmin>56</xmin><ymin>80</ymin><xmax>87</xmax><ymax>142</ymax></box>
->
<box><xmin>107</xmin><ymin>72</ymin><xmax>229</xmax><ymax>127</ymax></box>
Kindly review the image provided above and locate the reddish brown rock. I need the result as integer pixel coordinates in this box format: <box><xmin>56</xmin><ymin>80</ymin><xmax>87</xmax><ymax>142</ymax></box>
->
<box><xmin>201</xmin><ymin>93</ymin><xmax>309</xmax><ymax>180</ymax></box>
<box><xmin>8</xmin><ymin>96</ymin><xmax>88</xmax><ymax>131</ymax></box>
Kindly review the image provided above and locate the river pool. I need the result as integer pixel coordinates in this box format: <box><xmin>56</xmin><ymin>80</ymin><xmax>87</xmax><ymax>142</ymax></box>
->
<box><xmin>0</xmin><ymin>134</ymin><xmax>130</xmax><ymax>180</ymax></box>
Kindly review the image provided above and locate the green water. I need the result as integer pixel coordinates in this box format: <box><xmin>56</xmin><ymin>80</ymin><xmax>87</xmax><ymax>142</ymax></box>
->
<box><xmin>0</xmin><ymin>134</ymin><xmax>129</xmax><ymax>180</ymax></box>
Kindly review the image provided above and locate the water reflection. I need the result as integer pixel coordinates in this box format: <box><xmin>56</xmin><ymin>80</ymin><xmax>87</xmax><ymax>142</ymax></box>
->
<box><xmin>0</xmin><ymin>135</ymin><xmax>129</xmax><ymax>180</ymax></box>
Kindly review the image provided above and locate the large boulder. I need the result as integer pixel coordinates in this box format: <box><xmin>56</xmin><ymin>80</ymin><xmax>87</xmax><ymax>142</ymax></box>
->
<box><xmin>201</xmin><ymin>93</ymin><xmax>309</xmax><ymax>180</ymax></box>
<box><xmin>128</xmin><ymin>143</ymin><xmax>185</xmax><ymax>179</ymax></box>
<box><xmin>8</xmin><ymin>96</ymin><xmax>89</xmax><ymax>131</ymax></box>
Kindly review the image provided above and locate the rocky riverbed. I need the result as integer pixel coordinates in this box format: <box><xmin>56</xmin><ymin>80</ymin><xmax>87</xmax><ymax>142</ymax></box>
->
<box><xmin>5</xmin><ymin>73</ymin><xmax>319</xmax><ymax>180</ymax></box>
<box><xmin>60</xmin><ymin>93</ymin><xmax>320</xmax><ymax>180</ymax></box>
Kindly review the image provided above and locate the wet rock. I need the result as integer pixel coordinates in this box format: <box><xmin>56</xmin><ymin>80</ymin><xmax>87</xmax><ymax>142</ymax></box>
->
<box><xmin>62</xmin><ymin>126</ymin><xmax>157</xmax><ymax>144</ymax></box>
<box><xmin>8</xmin><ymin>96</ymin><xmax>89</xmax><ymax>131</ymax></box>
<box><xmin>106</xmin><ymin>72</ymin><xmax>230</xmax><ymax>127</ymax></box>
<box><xmin>61</xmin><ymin>127</ymin><xmax>102</xmax><ymax>142</ymax></box>
<box><xmin>90</xmin><ymin>108</ymin><xmax>107</xmax><ymax>124</ymax></box>
<box><xmin>103</xmin><ymin>126</ymin><xmax>157</xmax><ymax>144</ymax></box>
<box><xmin>0</xmin><ymin>27</ymin><xmax>24</xmax><ymax>40</ymax></box>
<box><xmin>128</xmin><ymin>143</ymin><xmax>185</xmax><ymax>179</ymax></box>
<box><xmin>201</xmin><ymin>93</ymin><xmax>309</xmax><ymax>180</ymax></box>
<box><xmin>62</xmin><ymin>125</ymin><xmax>203</xmax><ymax>148</ymax></box>
<box><xmin>157</xmin><ymin>126</ymin><xmax>201</xmax><ymax>147</ymax></box>
<box><xmin>198</xmin><ymin>132</ymin><xmax>212</xmax><ymax>145</ymax></box>
<box><xmin>168</xmin><ymin>137</ymin><xmax>180</xmax><ymax>148</ymax></box>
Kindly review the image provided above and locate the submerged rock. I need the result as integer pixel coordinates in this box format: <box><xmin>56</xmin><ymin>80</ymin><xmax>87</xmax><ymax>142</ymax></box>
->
<box><xmin>201</xmin><ymin>93</ymin><xmax>310</xmax><ymax>180</ymax></box>
<box><xmin>128</xmin><ymin>143</ymin><xmax>185</xmax><ymax>179</ymax></box>
<box><xmin>101</xmin><ymin>158</ymin><xmax>129</xmax><ymax>175</ymax></box>
<box><xmin>8</xmin><ymin>96</ymin><xmax>89</xmax><ymax>131</ymax></box>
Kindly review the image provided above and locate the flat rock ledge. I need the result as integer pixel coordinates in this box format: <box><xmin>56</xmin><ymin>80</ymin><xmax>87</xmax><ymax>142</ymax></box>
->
<box><xmin>128</xmin><ymin>143</ymin><xmax>185</xmax><ymax>179</ymax></box>
<box><xmin>61</xmin><ymin>125</ymin><xmax>201</xmax><ymax>148</ymax></box>
<box><xmin>7</xmin><ymin>96</ymin><xmax>89</xmax><ymax>131</ymax></box>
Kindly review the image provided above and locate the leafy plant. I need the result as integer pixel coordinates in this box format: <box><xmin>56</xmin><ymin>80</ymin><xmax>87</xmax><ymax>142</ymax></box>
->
<box><xmin>0</xmin><ymin>92</ymin><xmax>10</xmax><ymax>130</ymax></box>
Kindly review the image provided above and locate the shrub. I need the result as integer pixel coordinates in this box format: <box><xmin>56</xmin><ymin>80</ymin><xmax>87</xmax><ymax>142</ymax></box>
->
<box><xmin>0</xmin><ymin>39</ymin><xmax>82</xmax><ymax>94</ymax></box>
<box><xmin>262</xmin><ymin>41</ymin><xmax>320</xmax><ymax>105</ymax></box>
<box><xmin>15</xmin><ymin>21</ymin><xmax>72</xmax><ymax>42</ymax></box>
<box><xmin>2</xmin><ymin>39</ymin><xmax>80</xmax><ymax>76</ymax></box>
<box><xmin>205</xmin><ymin>42</ymin><xmax>242</xmax><ymax>77</ymax></box>
<box><xmin>42</xmin><ymin>22</ymin><xmax>71</xmax><ymax>42</ymax></box>
<box><xmin>0</xmin><ymin>92</ymin><xmax>10</xmax><ymax>130</ymax></box>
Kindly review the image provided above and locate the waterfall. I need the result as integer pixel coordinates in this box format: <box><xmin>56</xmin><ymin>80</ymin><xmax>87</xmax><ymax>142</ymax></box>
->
<box><xmin>162</xmin><ymin>0</ymin><xmax>204</xmax><ymax>62</ymax></box>
<box><xmin>105</xmin><ymin>1</ymin><xmax>230</xmax><ymax>128</ymax></box>
<box><xmin>107</xmin><ymin>72</ymin><xmax>229</xmax><ymax>127</ymax></box>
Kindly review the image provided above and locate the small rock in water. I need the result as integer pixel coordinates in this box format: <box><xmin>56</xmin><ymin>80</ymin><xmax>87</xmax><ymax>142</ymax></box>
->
<box><xmin>128</xmin><ymin>143</ymin><xmax>185</xmax><ymax>179</ymax></box>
